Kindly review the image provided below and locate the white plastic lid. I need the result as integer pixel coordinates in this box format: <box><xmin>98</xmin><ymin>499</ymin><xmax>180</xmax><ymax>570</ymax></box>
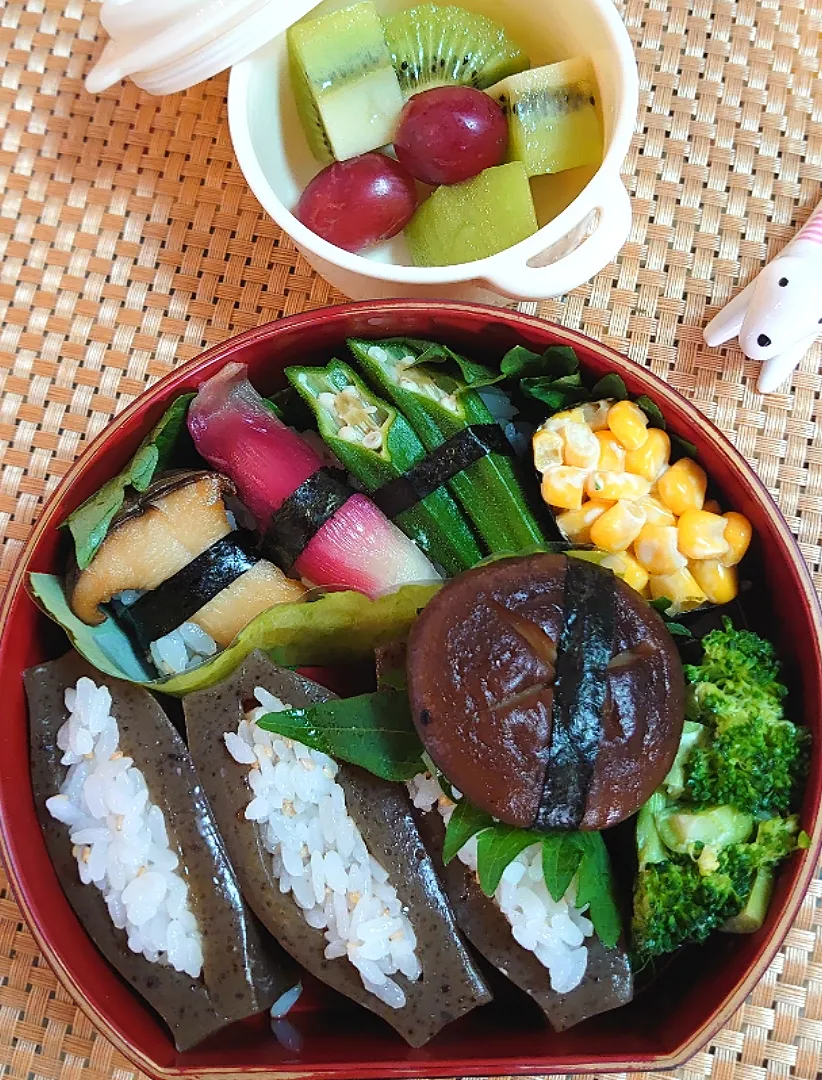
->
<box><xmin>85</xmin><ymin>0</ymin><xmax>323</xmax><ymax>96</ymax></box>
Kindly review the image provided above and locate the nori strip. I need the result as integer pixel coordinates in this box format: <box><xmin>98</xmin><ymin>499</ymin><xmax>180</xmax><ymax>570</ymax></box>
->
<box><xmin>372</xmin><ymin>424</ymin><xmax>513</xmax><ymax>519</ymax></box>
<box><xmin>535</xmin><ymin>558</ymin><xmax>616</xmax><ymax>830</ymax></box>
<box><xmin>25</xmin><ymin>651</ymin><xmax>296</xmax><ymax>1051</ymax></box>
<box><xmin>262</xmin><ymin>467</ymin><xmax>352</xmax><ymax>570</ymax></box>
<box><xmin>183</xmin><ymin>651</ymin><xmax>493</xmax><ymax>1047</ymax></box>
<box><xmin>111</xmin><ymin>530</ymin><xmax>259</xmax><ymax>649</ymax></box>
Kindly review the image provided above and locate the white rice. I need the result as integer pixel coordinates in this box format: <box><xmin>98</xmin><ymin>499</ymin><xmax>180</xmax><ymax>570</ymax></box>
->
<box><xmin>224</xmin><ymin>688</ymin><xmax>422</xmax><ymax>1009</ymax></box>
<box><xmin>45</xmin><ymin>677</ymin><xmax>204</xmax><ymax>978</ymax></box>
<box><xmin>408</xmin><ymin>774</ymin><xmax>592</xmax><ymax>995</ymax></box>
<box><xmin>149</xmin><ymin>621</ymin><xmax>217</xmax><ymax>675</ymax></box>
<box><xmin>115</xmin><ymin>589</ymin><xmax>219</xmax><ymax>677</ymax></box>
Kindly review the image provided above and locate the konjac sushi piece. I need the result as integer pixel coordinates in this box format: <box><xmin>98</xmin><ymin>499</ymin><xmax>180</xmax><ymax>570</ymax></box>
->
<box><xmin>187</xmin><ymin>363</ymin><xmax>440</xmax><ymax>595</ymax></box>
<box><xmin>407</xmin><ymin>553</ymin><xmax>685</xmax><ymax>831</ymax></box>
<box><xmin>409</xmin><ymin>777</ymin><xmax>633</xmax><ymax>1030</ymax></box>
<box><xmin>25</xmin><ymin>651</ymin><xmax>297</xmax><ymax>1051</ymax></box>
<box><xmin>67</xmin><ymin>470</ymin><xmax>305</xmax><ymax>675</ymax></box>
<box><xmin>183</xmin><ymin>651</ymin><xmax>492</xmax><ymax>1046</ymax></box>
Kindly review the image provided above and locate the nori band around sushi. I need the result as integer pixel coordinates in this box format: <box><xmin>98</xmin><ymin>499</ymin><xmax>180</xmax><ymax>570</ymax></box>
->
<box><xmin>112</xmin><ymin>530</ymin><xmax>259</xmax><ymax>649</ymax></box>
<box><xmin>534</xmin><ymin>558</ymin><xmax>616</xmax><ymax>830</ymax></box>
<box><xmin>263</xmin><ymin>467</ymin><xmax>353</xmax><ymax>571</ymax></box>
<box><xmin>371</xmin><ymin>423</ymin><xmax>514</xmax><ymax>519</ymax></box>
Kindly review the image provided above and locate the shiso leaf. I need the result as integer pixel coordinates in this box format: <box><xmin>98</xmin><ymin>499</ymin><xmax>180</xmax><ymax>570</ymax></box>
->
<box><xmin>65</xmin><ymin>393</ymin><xmax>195</xmax><ymax>569</ymax></box>
<box><xmin>28</xmin><ymin>575</ymin><xmax>440</xmax><ymax>697</ymax></box>
<box><xmin>442</xmin><ymin>799</ymin><xmax>494</xmax><ymax>865</ymax></box>
<box><xmin>28</xmin><ymin>573</ymin><xmax>153</xmax><ymax>682</ymax></box>
<box><xmin>541</xmin><ymin>833</ymin><xmax>585</xmax><ymax>903</ymax></box>
<box><xmin>475</xmin><ymin>825</ymin><xmax>545</xmax><ymax>896</ymax></box>
<box><xmin>255</xmin><ymin>689</ymin><xmax>425</xmax><ymax>782</ymax></box>
<box><xmin>574</xmin><ymin>832</ymin><xmax>622</xmax><ymax>948</ymax></box>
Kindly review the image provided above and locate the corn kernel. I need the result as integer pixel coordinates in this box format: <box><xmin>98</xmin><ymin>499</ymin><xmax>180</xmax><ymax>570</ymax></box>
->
<box><xmin>586</xmin><ymin>470</ymin><xmax>651</xmax><ymax>502</ymax></box>
<box><xmin>636</xmin><ymin>494</ymin><xmax>677</xmax><ymax>527</ymax></box>
<box><xmin>562</xmin><ymin>421</ymin><xmax>600</xmax><ymax>469</ymax></box>
<box><xmin>677</xmin><ymin>509</ymin><xmax>730</xmax><ymax>561</ymax></box>
<box><xmin>657</xmin><ymin>458</ymin><xmax>707</xmax><ymax>516</ymax></box>
<box><xmin>556</xmin><ymin>500</ymin><xmax>610</xmax><ymax>544</ymax></box>
<box><xmin>624</xmin><ymin>428</ymin><xmax>671</xmax><ymax>482</ymax></box>
<box><xmin>703</xmin><ymin>498</ymin><xmax>722</xmax><ymax>515</ymax></box>
<box><xmin>542</xmin><ymin>406</ymin><xmax>586</xmax><ymax>432</ymax></box>
<box><xmin>607</xmin><ymin>400</ymin><xmax>650</xmax><ymax>450</ymax></box>
<box><xmin>689</xmin><ymin>559</ymin><xmax>739</xmax><ymax>605</ymax></box>
<box><xmin>634</xmin><ymin>524</ymin><xmax>688</xmax><ymax>575</ymax></box>
<box><xmin>540</xmin><ymin>466</ymin><xmax>589</xmax><ymax>510</ymax></box>
<box><xmin>649</xmin><ymin>567</ymin><xmax>707</xmax><ymax>614</ymax></box>
<box><xmin>600</xmin><ymin>551</ymin><xmax>650</xmax><ymax>593</ymax></box>
<box><xmin>594</xmin><ymin>430</ymin><xmax>626</xmax><ymax>472</ymax></box>
<box><xmin>589</xmin><ymin>500</ymin><xmax>647</xmax><ymax>554</ymax></box>
<box><xmin>581</xmin><ymin>399</ymin><xmax>613</xmax><ymax>431</ymax></box>
<box><xmin>720</xmin><ymin>512</ymin><xmax>752</xmax><ymax>567</ymax></box>
<box><xmin>532</xmin><ymin>428</ymin><xmax>564</xmax><ymax>473</ymax></box>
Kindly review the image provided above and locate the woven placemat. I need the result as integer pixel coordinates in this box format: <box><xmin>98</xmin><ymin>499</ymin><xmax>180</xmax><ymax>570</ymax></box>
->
<box><xmin>0</xmin><ymin>1</ymin><xmax>821</xmax><ymax>1078</ymax></box>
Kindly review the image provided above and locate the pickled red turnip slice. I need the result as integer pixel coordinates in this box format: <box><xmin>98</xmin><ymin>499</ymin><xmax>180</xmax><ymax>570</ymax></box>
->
<box><xmin>188</xmin><ymin>363</ymin><xmax>439</xmax><ymax>595</ymax></box>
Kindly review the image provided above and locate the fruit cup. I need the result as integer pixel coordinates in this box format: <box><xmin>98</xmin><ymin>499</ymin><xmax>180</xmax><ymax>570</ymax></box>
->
<box><xmin>228</xmin><ymin>0</ymin><xmax>639</xmax><ymax>303</ymax></box>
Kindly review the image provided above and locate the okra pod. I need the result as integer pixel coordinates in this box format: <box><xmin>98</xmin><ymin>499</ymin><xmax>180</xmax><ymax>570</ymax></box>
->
<box><xmin>285</xmin><ymin>360</ymin><xmax>483</xmax><ymax>575</ymax></box>
<box><xmin>348</xmin><ymin>338</ymin><xmax>548</xmax><ymax>555</ymax></box>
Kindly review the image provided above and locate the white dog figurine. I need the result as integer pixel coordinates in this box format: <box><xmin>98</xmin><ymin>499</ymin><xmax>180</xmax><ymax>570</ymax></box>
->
<box><xmin>703</xmin><ymin>203</ymin><xmax>822</xmax><ymax>393</ymax></box>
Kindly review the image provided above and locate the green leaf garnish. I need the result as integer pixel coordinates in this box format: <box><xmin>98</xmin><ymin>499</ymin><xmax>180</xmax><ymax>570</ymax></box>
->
<box><xmin>666</xmin><ymin>621</ymin><xmax>694</xmax><ymax>639</ymax></box>
<box><xmin>501</xmin><ymin>344</ymin><xmax>579</xmax><ymax>380</ymax></box>
<box><xmin>255</xmin><ymin>690</ymin><xmax>425</xmax><ymax>782</ymax></box>
<box><xmin>574</xmin><ymin>832</ymin><xmax>622</xmax><ymax>948</ymax></box>
<box><xmin>541</xmin><ymin>833</ymin><xmax>586</xmax><ymax>903</ymax></box>
<box><xmin>442</xmin><ymin>800</ymin><xmax>493</xmax><ymax>864</ymax></box>
<box><xmin>476</xmin><ymin>825</ymin><xmax>544</xmax><ymax>896</ymax></box>
<box><xmin>635</xmin><ymin>394</ymin><xmax>666</xmax><ymax>429</ymax></box>
<box><xmin>411</xmin><ymin>339</ymin><xmax>500</xmax><ymax>389</ymax></box>
<box><xmin>29</xmin><ymin>576</ymin><xmax>440</xmax><ymax>696</ymax></box>
<box><xmin>65</xmin><ymin>393</ymin><xmax>195</xmax><ymax>569</ymax></box>
<box><xmin>590</xmin><ymin>373</ymin><xmax>628</xmax><ymax>401</ymax></box>
<box><xmin>672</xmin><ymin>434</ymin><xmax>699</xmax><ymax>459</ymax></box>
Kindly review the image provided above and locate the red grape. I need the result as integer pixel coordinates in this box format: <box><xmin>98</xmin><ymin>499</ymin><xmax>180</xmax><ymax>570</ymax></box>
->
<box><xmin>394</xmin><ymin>87</ymin><xmax>509</xmax><ymax>187</ymax></box>
<box><xmin>295</xmin><ymin>152</ymin><xmax>418</xmax><ymax>253</ymax></box>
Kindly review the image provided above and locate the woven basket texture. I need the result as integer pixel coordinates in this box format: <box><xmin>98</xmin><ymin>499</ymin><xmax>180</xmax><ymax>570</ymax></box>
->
<box><xmin>0</xmin><ymin>0</ymin><xmax>821</xmax><ymax>1078</ymax></box>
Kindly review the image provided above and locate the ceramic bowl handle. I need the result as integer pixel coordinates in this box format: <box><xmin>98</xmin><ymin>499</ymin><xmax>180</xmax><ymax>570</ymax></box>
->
<box><xmin>482</xmin><ymin>181</ymin><xmax>632</xmax><ymax>301</ymax></box>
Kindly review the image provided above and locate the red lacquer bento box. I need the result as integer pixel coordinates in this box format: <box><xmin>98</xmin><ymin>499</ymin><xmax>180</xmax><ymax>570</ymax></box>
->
<box><xmin>1</xmin><ymin>301</ymin><xmax>820</xmax><ymax>1079</ymax></box>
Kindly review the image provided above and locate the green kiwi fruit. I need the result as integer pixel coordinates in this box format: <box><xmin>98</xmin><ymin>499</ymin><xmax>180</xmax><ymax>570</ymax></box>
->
<box><xmin>384</xmin><ymin>3</ymin><xmax>529</xmax><ymax>97</ymax></box>
<box><xmin>404</xmin><ymin>161</ymin><xmax>538</xmax><ymax>266</ymax></box>
<box><xmin>288</xmin><ymin>2</ymin><xmax>405</xmax><ymax>163</ymax></box>
<box><xmin>488</xmin><ymin>57</ymin><xmax>604</xmax><ymax>177</ymax></box>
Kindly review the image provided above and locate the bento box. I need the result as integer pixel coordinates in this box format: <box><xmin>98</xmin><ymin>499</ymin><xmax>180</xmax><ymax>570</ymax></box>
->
<box><xmin>1</xmin><ymin>300</ymin><xmax>819</xmax><ymax>1079</ymax></box>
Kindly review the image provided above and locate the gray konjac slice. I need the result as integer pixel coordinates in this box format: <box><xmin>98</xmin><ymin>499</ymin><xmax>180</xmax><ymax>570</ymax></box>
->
<box><xmin>183</xmin><ymin>651</ymin><xmax>492</xmax><ymax>1047</ymax></box>
<box><xmin>25</xmin><ymin>651</ymin><xmax>296</xmax><ymax>1052</ymax></box>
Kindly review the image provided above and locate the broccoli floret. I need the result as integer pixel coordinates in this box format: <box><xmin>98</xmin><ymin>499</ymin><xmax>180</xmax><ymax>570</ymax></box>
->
<box><xmin>681</xmin><ymin>618</ymin><xmax>809</xmax><ymax>816</ymax></box>
<box><xmin>632</xmin><ymin>814</ymin><xmax>806</xmax><ymax>961</ymax></box>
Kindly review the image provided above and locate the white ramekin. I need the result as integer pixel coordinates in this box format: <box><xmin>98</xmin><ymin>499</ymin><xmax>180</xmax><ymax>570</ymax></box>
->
<box><xmin>228</xmin><ymin>0</ymin><xmax>639</xmax><ymax>303</ymax></box>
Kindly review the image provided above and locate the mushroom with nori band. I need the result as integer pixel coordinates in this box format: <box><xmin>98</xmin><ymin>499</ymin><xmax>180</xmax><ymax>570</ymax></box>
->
<box><xmin>406</xmin><ymin>552</ymin><xmax>685</xmax><ymax>831</ymax></box>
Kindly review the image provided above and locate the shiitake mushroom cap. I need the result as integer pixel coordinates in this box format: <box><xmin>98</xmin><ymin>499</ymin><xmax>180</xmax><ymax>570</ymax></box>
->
<box><xmin>407</xmin><ymin>553</ymin><xmax>685</xmax><ymax>831</ymax></box>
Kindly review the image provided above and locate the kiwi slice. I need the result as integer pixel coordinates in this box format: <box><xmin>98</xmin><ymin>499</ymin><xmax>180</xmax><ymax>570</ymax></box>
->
<box><xmin>488</xmin><ymin>57</ymin><xmax>604</xmax><ymax>177</ymax></box>
<box><xmin>288</xmin><ymin>2</ymin><xmax>405</xmax><ymax>163</ymax></box>
<box><xmin>384</xmin><ymin>3</ymin><xmax>529</xmax><ymax>97</ymax></box>
<box><xmin>404</xmin><ymin>161</ymin><xmax>538</xmax><ymax>267</ymax></box>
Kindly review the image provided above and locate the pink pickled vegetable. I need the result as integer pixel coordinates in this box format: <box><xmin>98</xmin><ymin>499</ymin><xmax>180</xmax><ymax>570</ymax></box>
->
<box><xmin>188</xmin><ymin>364</ymin><xmax>439</xmax><ymax>596</ymax></box>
